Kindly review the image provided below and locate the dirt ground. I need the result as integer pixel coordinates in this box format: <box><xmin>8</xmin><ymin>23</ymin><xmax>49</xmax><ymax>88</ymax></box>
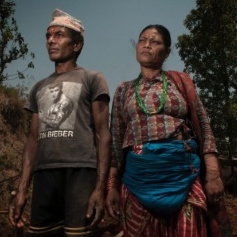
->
<box><xmin>225</xmin><ymin>195</ymin><xmax>237</xmax><ymax>237</ymax></box>
<box><xmin>0</xmin><ymin>194</ymin><xmax>236</xmax><ymax>237</ymax></box>
<box><xmin>99</xmin><ymin>195</ymin><xmax>237</xmax><ymax>236</ymax></box>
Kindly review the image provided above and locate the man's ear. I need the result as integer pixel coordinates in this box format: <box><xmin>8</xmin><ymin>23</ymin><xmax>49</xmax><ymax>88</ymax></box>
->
<box><xmin>74</xmin><ymin>42</ymin><xmax>82</xmax><ymax>52</ymax></box>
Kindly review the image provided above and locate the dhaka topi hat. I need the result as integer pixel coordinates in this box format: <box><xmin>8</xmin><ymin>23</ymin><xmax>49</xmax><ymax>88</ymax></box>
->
<box><xmin>48</xmin><ymin>9</ymin><xmax>84</xmax><ymax>37</ymax></box>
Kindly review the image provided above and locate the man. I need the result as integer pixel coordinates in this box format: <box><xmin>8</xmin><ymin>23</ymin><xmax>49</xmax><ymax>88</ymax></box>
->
<box><xmin>9</xmin><ymin>9</ymin><xmax>111</xmax><ymax>237</ymax></box>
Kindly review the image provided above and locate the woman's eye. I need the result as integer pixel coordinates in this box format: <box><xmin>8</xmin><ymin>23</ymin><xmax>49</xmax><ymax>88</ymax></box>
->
<box><xmin>152</xmin><ymin>40</ymin><xmax>159</xmax><ymax>44</ymax></box>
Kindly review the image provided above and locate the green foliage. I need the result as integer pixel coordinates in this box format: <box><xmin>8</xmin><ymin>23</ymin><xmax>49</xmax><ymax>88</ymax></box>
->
<box><xmin>176</xmin><ymin>0</ymin><xmax>237</xmax><ymax>148</ymax></box>
<box><xmin>0</xmin><ymin>0</ymin><xmax>34</xmax><ymax>84</ymax></box>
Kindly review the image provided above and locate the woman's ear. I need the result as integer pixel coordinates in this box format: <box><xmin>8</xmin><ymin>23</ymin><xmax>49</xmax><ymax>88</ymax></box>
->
<box><xmin>166</xmin><ymin>47</ymin><xmax>171</xmax><ymax>58</ymax></box>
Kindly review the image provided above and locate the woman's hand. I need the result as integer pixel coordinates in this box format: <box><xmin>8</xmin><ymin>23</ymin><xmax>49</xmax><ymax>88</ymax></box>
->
<box><xmin>204</xmin><ymin>153</ymin><xmax>224</xmax><ymax>204</ymax></box>
<box><xmin>205</xmin><ymin>169</ymin><xmax>224</xmax><ymax>204</ymax></box>
<box><xmin>105</xmin><ymin>188</ymin><xmax>120</xmax><ymax>219</ymax></box>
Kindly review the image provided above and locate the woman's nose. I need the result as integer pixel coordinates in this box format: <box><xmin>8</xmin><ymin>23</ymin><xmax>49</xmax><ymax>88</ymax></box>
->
<box><xmin>144</xmin><ymin>40</ymin><xmax>151</xmax><ymax>48</ymax></box>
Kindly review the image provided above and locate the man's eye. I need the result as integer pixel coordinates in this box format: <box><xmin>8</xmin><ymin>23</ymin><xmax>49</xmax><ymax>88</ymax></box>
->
<box><xmin>56</xmin><ymin>33</ymin><xmax>63</xmax><ymax>37</ymax></box>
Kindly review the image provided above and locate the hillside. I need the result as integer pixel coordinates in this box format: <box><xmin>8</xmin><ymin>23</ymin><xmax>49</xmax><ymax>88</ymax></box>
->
<box><xmin>0</xmin><ymin>87</ymin><xmax>30</xmax><ymax>236</ymax></box>
<box><xmin>0</xmin><ymin>87</ymin><xmax>237</xmax><ymax>237</ymax></box>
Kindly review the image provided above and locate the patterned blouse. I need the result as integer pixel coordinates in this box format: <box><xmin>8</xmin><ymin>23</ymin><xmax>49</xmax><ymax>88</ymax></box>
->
<box><xmin>110</xmin><ymin>71</ymin><xmax>218</xmax><ymax>166</ymax></box>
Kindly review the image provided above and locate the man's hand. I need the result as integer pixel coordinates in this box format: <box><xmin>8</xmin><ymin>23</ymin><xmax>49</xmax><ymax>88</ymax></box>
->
<box><xmin>86</xmin><ymin>188</ymin><xmax>105</xmax><ymax>228</ymax></box>
<box><xmin>8</xmin><ymin>190</ymin><xmax>27</xmax><ymax>228</ymax></box>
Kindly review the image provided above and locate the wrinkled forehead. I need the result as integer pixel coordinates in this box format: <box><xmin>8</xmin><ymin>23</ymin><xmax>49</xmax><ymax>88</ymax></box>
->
<box><xmin>47</xmin><ymin>25</ymin><xmax>69</xmax><ymax>34</ymax></box>
<box><xmin>139</xmin><ymin>28</ymin><xmax>162</xmax><ymax>39</ymax></box>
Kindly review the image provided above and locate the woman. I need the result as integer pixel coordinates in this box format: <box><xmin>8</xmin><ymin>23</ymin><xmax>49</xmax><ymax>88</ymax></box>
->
<box><xmin>106</xmin><ymin>24</ymin><xmax>232</xmax><ymax>237</ymax></box>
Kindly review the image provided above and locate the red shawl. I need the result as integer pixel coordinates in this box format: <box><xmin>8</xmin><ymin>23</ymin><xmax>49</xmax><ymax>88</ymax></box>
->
<box><xmin>168</xmin><ymin>71</ymin><xmax>232</xmax><ymax>237</ymax></box>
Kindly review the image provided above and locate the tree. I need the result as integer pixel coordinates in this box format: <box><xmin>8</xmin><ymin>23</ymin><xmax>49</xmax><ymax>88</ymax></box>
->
<box><xmin>176</xmin><ymin>0</ymin><xmax>237</xmax><ymax>153</ymax></box>
<box><xmin>0</xmin><ymin>0</ymin><xmax>34</xmax><ymax>84</ymax></box>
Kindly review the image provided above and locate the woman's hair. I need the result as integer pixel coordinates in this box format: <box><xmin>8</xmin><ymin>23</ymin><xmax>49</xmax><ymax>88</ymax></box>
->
<box><xmin>68</xmin><ymin>28</ymin><xmax>84</xmax><ymax>59</ymax></box>
<box><xmin>139</xmin><ymin>24</ymin><xmax>171</xmax><ymax>49</ymax></box>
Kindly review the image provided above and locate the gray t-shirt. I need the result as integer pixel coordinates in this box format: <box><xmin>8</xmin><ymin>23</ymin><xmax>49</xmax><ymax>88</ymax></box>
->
<box><xmin>24</xmin><ymin>67</ymin><xmax>110</xmax><ymax>171</ymax></box>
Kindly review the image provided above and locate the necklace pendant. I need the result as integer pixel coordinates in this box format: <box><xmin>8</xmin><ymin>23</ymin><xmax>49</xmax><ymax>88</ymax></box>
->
<box><xmin>135</xmin><ymin>71</ymin><xmax>168</xmax><ymax>116</ymax></box>
<box><xmin>150</xmin><ymin>110</ymin><xmax>157</xmax><ymax>115</ymax></box>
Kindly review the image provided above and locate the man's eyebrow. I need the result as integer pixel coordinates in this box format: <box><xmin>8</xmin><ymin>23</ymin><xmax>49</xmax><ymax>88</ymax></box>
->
<box><xmin>46</xmin><ymin>29</ymin><xmax>65</xmax><ymax>37</ymax></box>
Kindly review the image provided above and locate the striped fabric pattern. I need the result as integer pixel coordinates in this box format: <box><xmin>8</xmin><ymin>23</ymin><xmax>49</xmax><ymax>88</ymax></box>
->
<box><xmin>119</xmin><ymin>178</ymin><xmax>207</xmax><ymax>237</ymax></box>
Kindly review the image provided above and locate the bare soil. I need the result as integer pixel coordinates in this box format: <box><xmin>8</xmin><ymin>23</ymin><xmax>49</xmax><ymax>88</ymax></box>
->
<box><xmin>0</xmin><ymin>195</ymin><xmax>237</xmax><ymax>236</ymax></box>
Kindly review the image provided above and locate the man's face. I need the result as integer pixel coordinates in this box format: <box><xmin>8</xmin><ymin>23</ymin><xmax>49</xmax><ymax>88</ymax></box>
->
<box><xmin>49</xmin><ymin>86</ymin><xmax>61</xmax><ymax>102</ymax></box>
<box><xmin>46</xmin><ymin>26</ymin><xmax>80</xmax><ymax>63</ymax></box>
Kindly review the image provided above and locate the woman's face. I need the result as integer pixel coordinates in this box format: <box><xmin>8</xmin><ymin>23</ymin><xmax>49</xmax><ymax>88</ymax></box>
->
<box><xmin>136</xmin><ymin>28</ymin><xmax>170</xmax><ymax>69</ymax></box>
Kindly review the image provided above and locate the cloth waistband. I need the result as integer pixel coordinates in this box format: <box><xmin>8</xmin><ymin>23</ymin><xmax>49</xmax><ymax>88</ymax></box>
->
<box><xmin>131</xmin><ymin>135</ymin><xmax>193</xmax><ymax>154</ymax></box>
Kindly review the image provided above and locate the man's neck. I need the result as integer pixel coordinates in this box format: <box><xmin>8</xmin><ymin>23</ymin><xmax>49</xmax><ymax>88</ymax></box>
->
<box><xmin>55</xmin><ymin>61</ymin><xmax>78</xmax><ymax>74</ymax></box>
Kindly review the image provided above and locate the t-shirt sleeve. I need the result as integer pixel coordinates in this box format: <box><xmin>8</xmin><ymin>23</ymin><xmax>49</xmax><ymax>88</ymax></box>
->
<box><xmin>89</xmin><ymin>72</ymin><xmax>110</xmax><ymax>102</ymax></box>
<box><xmin>24</xmin><ymin>83</ymin><xmax>39</xmax><ymax>113</ymax></box>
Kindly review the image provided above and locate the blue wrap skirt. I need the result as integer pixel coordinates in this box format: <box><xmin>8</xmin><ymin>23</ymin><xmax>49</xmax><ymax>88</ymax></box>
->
<box><xmin>122</xmin><ymin>139</ymin><xmax>200</xmax><ymax>215</ymax></box>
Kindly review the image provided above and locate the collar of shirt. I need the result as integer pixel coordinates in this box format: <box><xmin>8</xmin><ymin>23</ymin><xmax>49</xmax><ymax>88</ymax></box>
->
<box><xmin>140</xmin><ymin>75</ymin><xmax>163</xmax><ymax>84</ymax></box>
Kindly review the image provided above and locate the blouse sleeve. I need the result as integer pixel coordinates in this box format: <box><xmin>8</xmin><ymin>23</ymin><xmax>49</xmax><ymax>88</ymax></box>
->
<box><xmin>193</xmin><ymin>90</ymin><xmax>218</xmax><ymax>155</ymax></box>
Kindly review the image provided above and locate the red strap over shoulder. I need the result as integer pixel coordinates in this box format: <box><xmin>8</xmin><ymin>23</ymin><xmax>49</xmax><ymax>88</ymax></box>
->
<box><xmin>166</xmin><ymin>70</ymin><xmax>196</xmax><ymax>102</ymax></box>
<box><xmin>166</xmin><ymin>70</ymin><xmax>202</xmax><ymax>143</ymax></box>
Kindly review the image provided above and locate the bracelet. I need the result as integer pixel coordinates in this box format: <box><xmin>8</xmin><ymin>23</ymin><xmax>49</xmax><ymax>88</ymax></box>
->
<box><xmin>205</xmin><ymin>176</ymin><xmax>221</xmax><ymax>183</ymax></box>
<box><xmin>106</xmin><ymin>174</ymin><xmax>120</xmax><ymax>192</ymax></box>
<box><xmin>206</xmin><ymin>169</ymin><xmax>220</xmax><ymax>176</ymax></box>
<box><xmin>205</xmin><ymin>169</ymin><xmax>220</xmax><ymax>183</ymax></box>
<box><xmin>206</xmin><ymin>165</ymin><xmax>219</xmax><ymax>171</ymax></box>
<box><xmin>107</xmin><ymin>174</ymin><xmax>117</xmax><ymax>180</ymax></box>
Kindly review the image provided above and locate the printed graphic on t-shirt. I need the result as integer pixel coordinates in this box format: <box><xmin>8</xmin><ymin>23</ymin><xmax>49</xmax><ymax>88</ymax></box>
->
<box><xmin>37</xmin><ymin>81</ymin><xmax>82</xmax><ymax>139</ymax></box>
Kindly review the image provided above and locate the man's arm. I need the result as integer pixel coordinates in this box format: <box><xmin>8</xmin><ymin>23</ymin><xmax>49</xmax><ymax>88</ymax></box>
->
<box><xmin>9</xmin><ymin>113</ymin><xmax>38</xmax><ymax>227</ymax></box>
<box><xmin>86</xmin><ymin>94</ymin><xmax>111</xmax><ymax>227</ymax></box>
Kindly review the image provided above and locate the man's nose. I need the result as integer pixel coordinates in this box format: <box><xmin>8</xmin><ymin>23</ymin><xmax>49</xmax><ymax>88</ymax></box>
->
<box><xmin>47</xmin><ymin>35</ymin><xmax>56</xmax><ymax>43</ymax></box>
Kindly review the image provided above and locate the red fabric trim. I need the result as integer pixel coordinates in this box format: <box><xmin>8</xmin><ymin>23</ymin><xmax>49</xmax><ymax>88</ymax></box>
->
<box><xmin>120</xmin><ymin>178</ymin><xmax>207</xmax><ymax>237</ymax></box>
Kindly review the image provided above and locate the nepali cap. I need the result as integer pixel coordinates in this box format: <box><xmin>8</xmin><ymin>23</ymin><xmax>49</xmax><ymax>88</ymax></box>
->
<box><xmin>48</xmin><ymin>9</ymin><xmax>85</xmax><ymax>36</ymax></box>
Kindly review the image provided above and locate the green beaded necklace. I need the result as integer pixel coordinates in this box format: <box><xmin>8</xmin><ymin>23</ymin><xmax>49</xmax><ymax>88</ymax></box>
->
<box><xmin>135</xmin><ymin>71</ymin><xmax>168</xmax><ymax>115</ymax></box>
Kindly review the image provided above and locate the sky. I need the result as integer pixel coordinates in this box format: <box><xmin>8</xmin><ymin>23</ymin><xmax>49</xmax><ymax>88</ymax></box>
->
<box><xmin>7</xmin><ymin>0</ymin><xmax>197</xmax><ymax>102</ymax></box>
